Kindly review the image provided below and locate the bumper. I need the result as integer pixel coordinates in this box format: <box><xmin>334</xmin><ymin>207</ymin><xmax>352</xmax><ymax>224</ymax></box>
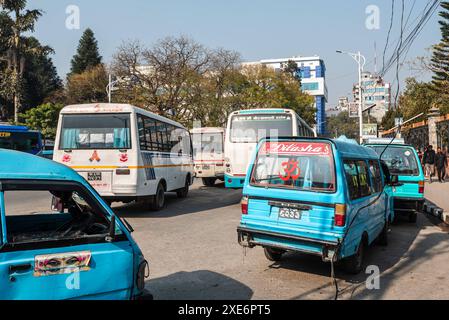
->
<box><xmin>225</xmin><ymin>175</ymin><xmax>246</xmax><ymax>188</ymax></box>
<box><xmin>394</xmin><ymin>198</ymin><xmax>424</xmax><ymax>214</ymax></box>
<box><xmin>237</xmin><ymin>226</ymin><xmax>340</xmax><ymax>261</ymax></box>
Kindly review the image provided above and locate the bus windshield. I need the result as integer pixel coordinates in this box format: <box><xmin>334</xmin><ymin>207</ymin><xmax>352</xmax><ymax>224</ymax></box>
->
<box><xmin>60</xmin><ymin>114</ymin><xmax>131</xmax><ymax>150</ymax></box>
<box><xmin>230</xmin><ymin>114</ymin><xmax>292</xmax><ymax>143</ymax></box>
<box><xmin>193</xmin><ymin>132</ymin><xmax>223</xmax><ymax>157</ymax></box>
<box><xmin>0</xmin><ymin>131</ymin><xmax>41</xmax><ymax>154</ymax></box>
<box><xmin>370</xmin><ymin>146</ymin><xmax>420</xmax><ymax>176</ymax></box>
<box><xmin>251</xmin><ymin>141</ymin><xmax>336</xmax><ymax>193</ymax></box>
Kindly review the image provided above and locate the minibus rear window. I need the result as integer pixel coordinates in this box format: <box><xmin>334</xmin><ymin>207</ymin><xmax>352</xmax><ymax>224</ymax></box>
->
<box><xmin>192</xmin><ymin>133</ymin><xmax>224</xmax><ymax>157</ymax></box>
<box><xmin>60</xmin><ymin>114</ymin><xmax>131</xmax><ymax>150</ymax></box>
<box><xmin>370</xmin><ymin>146</ymin><xmax>419</xmax><ymax>176</ymax></box>
<box><xmin>250</xmin><ymin>141</ymin><xmax>336</xmax><ymax>193</ymax></box>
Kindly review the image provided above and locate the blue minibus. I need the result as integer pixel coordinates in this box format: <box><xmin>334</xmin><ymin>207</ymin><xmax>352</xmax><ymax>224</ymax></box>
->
<box><xmin>365</xmin><ymin>141</ymin><xmax>425</xmax><ymax>223</ymax></box>
<box><xmin>237</xmin><ymin>137</ymin><xmax>396</xmax><ymax>274</ymax></box>
<box><xmin>0</xmin><ymin>124</ymin><xmax>43</xmax><ymax>155</ymax></box>
<box><xmin>0</xmin><ymin>149</ymin><xmax>151</xmax><ymax>300</ymax></box>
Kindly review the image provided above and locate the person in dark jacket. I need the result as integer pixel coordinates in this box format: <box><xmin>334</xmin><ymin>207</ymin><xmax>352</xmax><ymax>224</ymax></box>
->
<box><xmin>435</xmin><ymin>147</ymin><xmax>448</xmax><ymax>183</ymax></box>
<box><xmin>423</xmin><ymin>145</ymin><xmax>436</xmax><ymax>183</ymax></box>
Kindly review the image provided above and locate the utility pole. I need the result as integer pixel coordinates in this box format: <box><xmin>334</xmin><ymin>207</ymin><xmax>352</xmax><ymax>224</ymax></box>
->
<box><xmin>336</xmin><ymin>50</ymin><xmax>366</xmax><ymax>144</ymax></box>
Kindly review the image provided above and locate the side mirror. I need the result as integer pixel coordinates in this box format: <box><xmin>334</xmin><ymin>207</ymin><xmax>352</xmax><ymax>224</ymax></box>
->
<box><xmin>389</xmin><ymin>175</ymin><xmax>403</xmax><ymax>187</ymax></box>
<box><xmin>106</xmin><ymin>215</ymin><xmax>116</xmax><ymax>242</ymax></box>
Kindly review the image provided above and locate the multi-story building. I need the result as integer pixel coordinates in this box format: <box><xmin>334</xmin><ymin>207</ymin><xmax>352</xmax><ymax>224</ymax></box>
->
<box><xmin>353</xmin><ymin>72</ymin><xmax>391</xmax><ymax>123</ymax></box>
<box><xmin>243</xmin><ymin>56</ymin><xmax>328</xmax><ymax>135</ymax></box>
<box><xmin>337</xmin><ymin>96</ymin><xmax>350</xmax><ymax>112</ymax></box>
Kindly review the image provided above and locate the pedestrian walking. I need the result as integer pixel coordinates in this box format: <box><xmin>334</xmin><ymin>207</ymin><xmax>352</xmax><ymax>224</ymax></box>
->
<box><xmin>436</xmin><ymin>147</ymin><xmax>448</xmax><ymax>183</ymax></box>
<box><xmin>423</xmin><ymin>145</ymin><xmax>436</xmax><ymax>183</ymax></box>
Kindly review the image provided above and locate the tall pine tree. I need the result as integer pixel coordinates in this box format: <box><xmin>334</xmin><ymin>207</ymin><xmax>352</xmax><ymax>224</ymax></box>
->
<box><xmin>70</xmin><ymin>28</ymin><xmax>102</xmax><ymax>75</ymax></box>
<box><xmin>431</xmin><ymin>2</ymin><xmax>449</xmax><ymax>88</ymax></box>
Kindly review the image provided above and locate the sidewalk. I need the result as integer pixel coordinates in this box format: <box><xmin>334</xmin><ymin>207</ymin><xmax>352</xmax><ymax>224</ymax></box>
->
<box><xmin>425</xmin><ymin>181</ymin><xmax>449</xmax><ymax>213</ymax></box>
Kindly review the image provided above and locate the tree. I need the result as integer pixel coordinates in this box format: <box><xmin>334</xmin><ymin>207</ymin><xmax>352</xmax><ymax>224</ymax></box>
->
<box><xmin>70</xmin><ymin>28</ymin><xmax>102</xmax><ymax>75</ymax></box>
<box><xmin>399</xmin><ymin>78</ymin><xmax>436</xmax><ymax>122</ymax></box>
<box><xmin>281</xmin><ymin>60</ymin><xmax>301</xmax><ymax>83</ymax></box>
<box><xmin>0</xmin><ymin>0</ymin><xmax>43</xmax><ymax>122</ymax></box>
<box><xmin>19</xmin><ymin>103</ymin><xmax>63</xmax><ymax>139</ymax></box>
<box><xmin>431</xmin><ymin>2</ymin><xmax>449</xmax><ymax>89</ymax></box>
<box><xmin>66</xmin><ymin>64</ymin><xmax>109</xmax><ymax>104</ymax></box>
<box><xmin>381</xmin><ymin>108</ymin><xmax>403</xmax><ymax>131</ymax></box>
<box><xmin>326</xmin><ymin>112</ymin><xmax>359</xmax><ymax>140</ymax></box>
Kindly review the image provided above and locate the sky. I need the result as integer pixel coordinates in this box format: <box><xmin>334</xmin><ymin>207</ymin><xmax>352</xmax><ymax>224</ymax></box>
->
<box><xmin>28</xmin><ymin>0</ymin><xmax>442</xmax><ymax>107</ymax></box>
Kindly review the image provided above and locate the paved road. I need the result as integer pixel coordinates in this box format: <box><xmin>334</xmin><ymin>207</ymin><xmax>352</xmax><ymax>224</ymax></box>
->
<box><xmin>6</xmin><ymin>180</ymin><xmax>449</xmax><ymax>300</ymax></box>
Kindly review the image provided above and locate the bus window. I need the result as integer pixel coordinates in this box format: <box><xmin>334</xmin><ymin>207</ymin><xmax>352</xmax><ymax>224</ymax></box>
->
<box><xmin>60</xmin><ymin>114</ymin><xmax>131</xmax><ymax>150</ymax></box>
<box><xmin>230</xmin><ymin>114</ymin><xmax>293</xmax><ymax>143</ymax></box>
<box><xmin>0</xmin><ymin>131</ymin><xmax>41</xmax><ymax>154</ymax></box>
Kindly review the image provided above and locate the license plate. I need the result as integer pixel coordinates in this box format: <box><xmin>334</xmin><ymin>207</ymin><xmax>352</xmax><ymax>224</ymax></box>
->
<box><xmin>279</xmin><ymin>208</ymin><xmax>302</xmax><ymax>220</ymax></box>
<box><xmin>87</xmin><ymin>172</ymin><xmax>102</xmax><ymax>181</ymax></box>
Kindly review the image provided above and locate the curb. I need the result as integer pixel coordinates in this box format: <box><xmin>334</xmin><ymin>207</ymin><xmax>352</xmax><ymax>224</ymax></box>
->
<box><xmin>425</xmin><ymin>201</ymin><xmax>449</xmax><ymax>225</ymax></box>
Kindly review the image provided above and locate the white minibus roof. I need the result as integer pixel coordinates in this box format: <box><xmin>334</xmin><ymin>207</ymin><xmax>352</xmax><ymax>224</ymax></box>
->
<box><xmin>191</xmin><ymin>127</ymin><xmax>225</xmax><ymax>134</ymax></box>
<box><xmin>60</xmin><ymin>103</ymin><xmax>187</xmax><ymax>130</ymax></box>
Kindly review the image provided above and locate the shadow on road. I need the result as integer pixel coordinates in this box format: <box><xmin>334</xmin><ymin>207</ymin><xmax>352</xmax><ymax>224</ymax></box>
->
<box><xmin>113</xmin><ymin>180</ymin><xmax>242</xmax><ymax>219</ymax></box>
<box><xmin>273</xmin><ymin>215</ymin><xmax>427</xmax><ymax>299</ymax></box>
<box><xmin>147</xmin><ymin>270</ymin><xmax>253</xmax><ymax>300</ymax></box>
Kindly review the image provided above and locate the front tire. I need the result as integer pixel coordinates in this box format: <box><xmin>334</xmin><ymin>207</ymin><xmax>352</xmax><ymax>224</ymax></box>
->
<box><xmin>344</xmin><ymin>241</ymin><xmax>365</xmax><ymax>275</ymax></box>
<box><xmin>150</xmin><ymin>183</ymin><xmax>165</xmax><ymax>211</ymax></box>
<box><xmin>264</xmin><ymin>247</ymin><xmax>285</xmax><ymax>262</ymax></box>
<box><xmin>377</xmin><ymin>219</ymin><xmax>389</xmax><ymax>246</ymax></box>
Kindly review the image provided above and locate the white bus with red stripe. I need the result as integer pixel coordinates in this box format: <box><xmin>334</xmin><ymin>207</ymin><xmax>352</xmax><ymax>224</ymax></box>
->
<box><xmin>54</xmin><ymin>104</ymin><xmax>194</xmax><ymax>210</ymax></box>
<box><xmin>192</xmin><ymin>127</ymin><xmax>225</xmax><ymax>187</ymax></box>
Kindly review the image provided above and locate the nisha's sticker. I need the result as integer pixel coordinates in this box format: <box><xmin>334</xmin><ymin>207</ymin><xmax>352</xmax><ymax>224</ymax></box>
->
<box><xmin>404</xmin><ymin>151</ymin><xmax>411</xmax><ymax>157</ymax></box>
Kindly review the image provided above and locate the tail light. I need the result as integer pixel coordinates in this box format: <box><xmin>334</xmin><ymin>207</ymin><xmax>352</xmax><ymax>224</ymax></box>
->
<box><xmin>334</xmin><ymin>204</ymin><xmax>347</xmax><ymax>227</ymax></box>
<box><xmin>419</xmin><ymin>181</ymin><xmax>425</xmax><ymax>194</ymax></box>
<box><xmin>241</xmin><ymin>196</ymin><xmax>249</xmax><ymax>215</ymax></box>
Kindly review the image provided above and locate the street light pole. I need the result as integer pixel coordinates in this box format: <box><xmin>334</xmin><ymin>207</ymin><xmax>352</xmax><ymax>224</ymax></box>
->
<box><xmin>337</xmin><ymin>50</ymin><xmax>366</xmax><ymax>144</ymax></box>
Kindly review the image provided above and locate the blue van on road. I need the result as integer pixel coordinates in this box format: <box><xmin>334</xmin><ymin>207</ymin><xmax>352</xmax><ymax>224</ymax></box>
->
<box><xmin>366</xmin><ymin>142</ymin><xmax>425</xmax><ymax>223</ymax></box>
<box><xmin>0</xmin><ymin>149</ymin><xmax>150</xmax><ymax>300</ymax></box>
<box><xmin>237</xmin><ymin>137</ymin><xmax>396</xmax><ymax>274</ymax></box>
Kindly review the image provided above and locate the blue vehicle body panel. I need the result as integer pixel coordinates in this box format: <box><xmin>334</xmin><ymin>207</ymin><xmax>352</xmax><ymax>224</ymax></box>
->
<box><xmin>225</xmin><ymin>174</ymin><xmax>246</xmax><ymax>188</ymax></box>
<box><xmin>238</xmin><ymin>137</ymin><xmax>392</xmax><ymax>261</ymax></box>
<box><xmin>0</xmin><ymin>149</ymin><xmax>145</xmax><ymax>300</ymax></box>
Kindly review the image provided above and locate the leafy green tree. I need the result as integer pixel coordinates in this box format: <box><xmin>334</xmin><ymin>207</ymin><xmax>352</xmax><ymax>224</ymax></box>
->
<box><xmin>19</xmin><ymin>103</ymin><xmax>63</xmax><ymax>139</ymax></box>
<box><xmin>399</xmin><ymin>78</ymin><xmax>436</xmax><ymax>122</ymax></box>
<box><xmin>70</xmin><ymin>28</ymin><xmax>103</xmax><ymax>75</ymax></box>
<box><xmin>0</xmin><ymin>0</ymin><xmax>43</xmax><ymax>122</ymax></box>
<box><xmin>66</xmin><ymin>64</ymin><xmax>109</xmax><ymax>104</ymax></box>
<box><xmin>326</xmin><ymin>112</ymin><xmax>359</xmax><ymax>140</ymax></box>
<box><xmin>431</xmin><ymin>2</ymin><xmax>449</xmax><ymax>89</ymax></box>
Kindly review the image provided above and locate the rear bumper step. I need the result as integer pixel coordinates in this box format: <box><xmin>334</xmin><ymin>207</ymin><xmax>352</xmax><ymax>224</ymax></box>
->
<box><xmin>237</xmin><ymin>226</ymin><xmax>340</xmax><ymax>260</ymax></box>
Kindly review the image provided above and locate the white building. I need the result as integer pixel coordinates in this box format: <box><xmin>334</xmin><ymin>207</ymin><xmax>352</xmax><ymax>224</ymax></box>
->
<box><xmin>353</xmin><ymin>72</ymin><xmax>391</xmax><ymax>123</ymax></box>
<box><xmin>243</xmin><ymin>55</ymin><xmax>328</xmax><ymax>135</ymax></box>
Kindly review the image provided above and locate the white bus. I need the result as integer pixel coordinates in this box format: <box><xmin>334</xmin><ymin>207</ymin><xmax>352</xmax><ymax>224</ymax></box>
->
<box><xmin>54</xmin><ymin>104</ymin><xmax>194</xmax><ymax>210</ymax></box>
<box><xmin>224</xmin><ymin>109</ymin><xmax>316</xmax><ymax>188</ymax></box>
<box><xmin>192</xmin><ymin>127</ymin><xmax>225</xmax><ymax>187</ymax></box>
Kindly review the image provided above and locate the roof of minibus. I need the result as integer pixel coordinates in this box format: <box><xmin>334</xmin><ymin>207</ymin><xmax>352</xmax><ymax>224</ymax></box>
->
<box><xmin>191</xmin><ymin>127</ymin><xmax>225</xmax><ymax>134</ymax></box>
<box><xmin>0</xmin><ymin>124</ymin><xmax>29</xmax><ymax>132</ymax></box>
<box><xmin>60</xmin><ymin>103</ymin><xmax>187</xmax><ymax>130</ymax></box>
<box><xmin>260</xmin><ymin>137</ymin><xmax>379</xmax><ymax>160</ymax></box>
<box><xmin>0</xmin><ymin>149</ymin><xmax>84</xmax><ymax>182</ymax></box>
<box><xmin>232</xmin><ymin>108</ymin><xmax>293</xmax><ymax>115</ymax></box>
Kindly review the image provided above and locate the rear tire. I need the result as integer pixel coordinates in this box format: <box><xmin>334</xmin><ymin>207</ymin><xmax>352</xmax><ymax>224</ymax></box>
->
<box><xmin>409</xmin><ymin>212</ymin><xmax>418</xmax><ymax>223</ymax></box>
<box><xmin>202</xmin><ymin>178</ymin><xmax>216</xmax><ymax>187</ymax></box>
<box><xmin>344</xmin><ymin>241</ymin><xmax>365</xmax><ymax>275</ymax></box>
<box><xmin>150</xmin><ymin>183</ymin><xmax>165</xmax><ymax>211</ymax></box>
<box><xmin>264</xmin><ymin>247</ymin><xmax>285</xmax><ymax>262</ymax></box>
<box><xmin>176</xmin><ymin>177</ymin><xmax>190</xmax><ymax>199</ymax></box>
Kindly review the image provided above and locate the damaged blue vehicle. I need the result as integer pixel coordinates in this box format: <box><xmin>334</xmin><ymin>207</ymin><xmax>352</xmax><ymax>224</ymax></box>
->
<box><xmin>0</xmin><ymin>149</ymin><xmax>151</xmax><ymax>300</ymax></box>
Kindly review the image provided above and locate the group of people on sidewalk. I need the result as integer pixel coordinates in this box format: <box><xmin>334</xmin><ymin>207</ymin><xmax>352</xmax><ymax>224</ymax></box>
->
<box><xmin>420</xmin><ymin>145</ymin><xmax>449</xmax><ymax>183</ymax></box>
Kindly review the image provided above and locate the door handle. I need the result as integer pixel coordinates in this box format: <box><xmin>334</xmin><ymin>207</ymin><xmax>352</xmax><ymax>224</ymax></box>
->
<box><xmin>9</xmin><ymin>263</ymin><xmax>32</xmax><ymax>274</ymax></box>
